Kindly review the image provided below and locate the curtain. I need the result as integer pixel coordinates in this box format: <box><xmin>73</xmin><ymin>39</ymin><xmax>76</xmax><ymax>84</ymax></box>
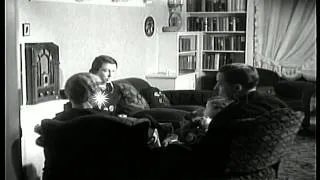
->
<box><xmin>254</xmin><ymin>0</ymin><xmax>316</xmax><ymax>81</ymax></box>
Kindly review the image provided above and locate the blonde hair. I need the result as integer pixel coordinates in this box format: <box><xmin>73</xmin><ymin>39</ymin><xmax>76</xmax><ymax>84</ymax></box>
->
<box><xmin>64</xmin><ymin>72</ymin><xmax>101</xmax><ymax>104</ymax></box>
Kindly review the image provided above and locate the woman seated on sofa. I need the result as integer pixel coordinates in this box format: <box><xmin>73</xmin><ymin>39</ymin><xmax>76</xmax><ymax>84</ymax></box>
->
<box><xmin>63</xmin><ymin>55</ymin><xmax>123</xmax><ymax>115</ymax></box>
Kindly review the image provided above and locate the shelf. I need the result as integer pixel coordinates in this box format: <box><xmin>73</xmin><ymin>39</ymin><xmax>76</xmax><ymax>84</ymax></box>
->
<box><xmin>178</xmin><ymin>51</ymin><xmax>197</xmax><ymax>55</ymax></box>
<box><xmin>202</xmin><ymin>69</ymin><xmax>218</xmax><ymax>72</ymax></box>
<box><xmin>29</xmin><ymin>0</ymin><xmax>148</xmax><ymax>6</ymax></box>
<box><xmin>146</xmin><ymin>72</ymin><xmax>177</xmax><ymax>79</ymax></box>
<box><xmin>203</xmin><ymin>31</ymin><xmax>246</xmax><ymax>34</ymax></box>
<box><xmin>202</xmin><ymin>50</ymin><xmax>245</xmax><ymax>53</ymax></box>
<box><xmin>187</xmin><ymin>11</ymin><xmax>246</xmax><ymax>17</ymax></box>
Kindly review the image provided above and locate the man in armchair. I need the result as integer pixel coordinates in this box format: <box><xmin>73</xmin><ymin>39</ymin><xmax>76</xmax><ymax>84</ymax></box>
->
<box><xmin>153</xmin><ymin>63</ymin><xmax>302</xmax><ymax>179</ymax></box>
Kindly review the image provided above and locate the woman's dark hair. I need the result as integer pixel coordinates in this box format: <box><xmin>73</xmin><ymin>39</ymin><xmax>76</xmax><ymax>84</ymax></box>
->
<box><xmin>219</xmin><ymin>63</ymin><xmax>259</xmax><ymax>90</ymax></box>
<box><xmin>89</xmin><ymin>55</ymin><xmax>118</xmax><ymax>74</ymax></box>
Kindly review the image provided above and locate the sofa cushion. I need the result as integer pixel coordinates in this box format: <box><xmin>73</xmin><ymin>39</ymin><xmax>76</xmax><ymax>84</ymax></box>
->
<box><xmin>163</xmin><ymin>90</ymin><xmax>214</xmax><ymax>106</ymax></box>
<box><xmin>118</xmin><ymin>82</ymin><xmax>150</xmax><ymax>115</ymax></box>
<box><xmin>140</xmin><ymin>86</ymin><xmax>171</xmax><ymax>108</ymax></box>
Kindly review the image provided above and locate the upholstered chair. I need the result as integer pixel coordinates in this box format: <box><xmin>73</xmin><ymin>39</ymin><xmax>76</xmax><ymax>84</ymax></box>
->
<box><xmin>224</xmin><ymin>108</ymin><xmax>304</xmax><ymax>179</ymax></box>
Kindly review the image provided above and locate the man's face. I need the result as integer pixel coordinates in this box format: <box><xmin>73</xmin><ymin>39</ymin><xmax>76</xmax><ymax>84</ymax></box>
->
<box><xmin>214</xmin><ymin>72</ymin><xmax>234</xmax><ymax>99</ymax></box>
<box><xmin>96</xmin><ymin>63</ymin><xmax>117</xmax><ymax>83</ymax></box>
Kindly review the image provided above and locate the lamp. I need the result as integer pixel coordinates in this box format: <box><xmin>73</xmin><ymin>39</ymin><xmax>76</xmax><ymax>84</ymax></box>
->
<box><xmin>162</xmin><ymin>0</ymin><xmax>184</xmax><ymax>32</ymax></box>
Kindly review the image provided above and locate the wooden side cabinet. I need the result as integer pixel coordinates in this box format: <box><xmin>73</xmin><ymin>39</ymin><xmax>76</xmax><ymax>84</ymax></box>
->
<box><xmin>25</xmin><ymin>42</ymin><xmax>60</xmax><ymax>105</ymax></box>
<box><xmin>146</xmin><ymin>72</ymin><xmax>196</xmax><ymax>90</ymax></box>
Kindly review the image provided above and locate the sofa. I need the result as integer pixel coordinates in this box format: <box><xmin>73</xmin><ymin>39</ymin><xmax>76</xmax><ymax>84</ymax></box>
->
<box><xmin>59</xmin><ymin>77</ymin><xmax>214</xmax><ymax>130</ymax></box>
<box><xmin>197</xmin><ymin>68</ymin><xmax>316</xmax><ymax>129</ymax></box>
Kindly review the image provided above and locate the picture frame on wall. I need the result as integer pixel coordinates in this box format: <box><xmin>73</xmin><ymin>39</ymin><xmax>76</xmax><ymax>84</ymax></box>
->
<box><xmin>144</xmin><ymin>16</ymin><xmax>155</xmax><ymax>37</ymax></box>
<box><xmin>22</xmin><ymin>23</ymin><xmax>30</xmax><ymax>36</ymax></box>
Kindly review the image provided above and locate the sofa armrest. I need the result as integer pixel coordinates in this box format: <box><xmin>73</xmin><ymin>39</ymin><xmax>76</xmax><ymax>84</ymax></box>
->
<box><xmin>162</xmin><ymin>90</ymin><xmax>215</xmax><ymax>106</ymax></box>
<box><xmin>274</xmin><ymin>80</ymin><xmax>315</xmax><ymax>99</ymax></box>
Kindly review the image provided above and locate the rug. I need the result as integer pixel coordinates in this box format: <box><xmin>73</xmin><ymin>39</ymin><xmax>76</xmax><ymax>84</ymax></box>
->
<box><xmin>278</xmin><ymin>115</ymin><xmax>316</xmax><ymax>180</ymax></box>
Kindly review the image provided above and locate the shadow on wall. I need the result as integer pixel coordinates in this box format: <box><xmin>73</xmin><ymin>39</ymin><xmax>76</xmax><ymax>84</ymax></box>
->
<box><xmin>12</xmin><ymin>138</ymin><xmax>40</xmax><ymax>180</ymax></box>
<box><xmin>22</xmin><ymin>164</ymin><xmax>41</xmax><ymax>180</ymax></box>
<box><xmin>11</xmin><ymin>138</ymin><xmax>22</xmax><ymax>180</ymax></box>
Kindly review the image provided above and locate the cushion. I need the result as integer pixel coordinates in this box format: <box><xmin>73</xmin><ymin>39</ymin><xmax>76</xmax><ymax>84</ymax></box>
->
<box><xmin>140</xmin><ymin>87</ymin><xmax>171</xmax><ymax>108</ymax></box>
<box><xmin>118</xmin><ymin>82</ymin><xmax>150</xmax><ymax>115</ymax></box>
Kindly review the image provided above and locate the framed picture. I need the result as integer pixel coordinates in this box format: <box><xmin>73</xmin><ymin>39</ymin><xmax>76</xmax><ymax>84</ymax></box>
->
<box><xmin>22</xmin><ymin>23</ymin><xmax>30</xmax><ymax>36</ymax></box>
<box><xmin>144</xmin><ymin>16</ymin><xmax>155</xmax><ymax>37</ymax></box>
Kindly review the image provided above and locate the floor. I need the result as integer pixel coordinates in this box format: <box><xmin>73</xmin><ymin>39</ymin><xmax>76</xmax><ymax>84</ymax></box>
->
<box><xmin>278</xmin><ymin>114</ymin><xmax>316</xmax><ymax>180</ymax></box>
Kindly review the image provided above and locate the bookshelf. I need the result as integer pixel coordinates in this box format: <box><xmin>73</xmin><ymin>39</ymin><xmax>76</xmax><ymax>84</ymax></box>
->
<box><xmin>176</xmin><ymin>0</ymin><xmax>254</xmax><ymax>89</ymax></box>
<box><xmin>178</xmin><ymin>32</ymin><xmax>199</xmax><ymax>75</ymax></box>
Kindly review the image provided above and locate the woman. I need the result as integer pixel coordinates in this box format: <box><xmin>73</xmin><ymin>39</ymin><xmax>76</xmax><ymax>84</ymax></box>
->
<box><xmin>88</xmin><ymin>55</ymin><xmax>122</xmax><ymax>115</ymax></box>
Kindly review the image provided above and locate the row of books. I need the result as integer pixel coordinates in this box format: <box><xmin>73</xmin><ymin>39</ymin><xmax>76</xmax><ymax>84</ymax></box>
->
<box><xmin>187</xmin><ymin>16</ymin><xmax>246</xmax><ymax>32</ymax></box>
<box><xmin>179</xmin><ymin>38</ymin><xmax>195</xmax><ymax>52</ymax></box>
<box><xmin>179</xmin><ymin>56</ymin><xmax>197</xmax><ymax>70</ymax></box>
<box><xmin>203</xmin><ymin>35</ymin><xmax>246</xmax><ymax>51</ymax></box>
<box><xmin>187</xmin><ymin>0</ymin><xmax>246</xmax><ymax>12</ymax></box>
<box><xmin>202</xmin><ymin>53</ymin><xmax>235</xmax><ymax>70</ymax></box>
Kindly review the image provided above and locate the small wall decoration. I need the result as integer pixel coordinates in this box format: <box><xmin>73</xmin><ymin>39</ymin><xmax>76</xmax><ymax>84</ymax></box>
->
<box><xmin>22</xmin><ymin>23</ymin><xmax>30</xmax><ymax>36</ymax></box>
<box><xmin>144</xmin><ymin>16</ymin><xmax>155</xmax><ymax>37</ymax></box>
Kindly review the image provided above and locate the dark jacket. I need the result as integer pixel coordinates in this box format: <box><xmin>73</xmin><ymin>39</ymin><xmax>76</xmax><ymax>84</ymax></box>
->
<box><xmin>152</xmin><ymin>91</ymin><xmax>288</xmax><ymax>178</ymax></box>
<box><xmin>190</xmin><ymin>91</ymin><xmax>288</xmax><ymax>177</ymax></box>
<box><xmin>97</xmin><ymin>82</ymin><xmax>122</xmax><ymax>115</ymax></box>
<box><xmin>53</xmin><ymin>108</ymin><xmax>107</xmax><ymax>122</ymax></box>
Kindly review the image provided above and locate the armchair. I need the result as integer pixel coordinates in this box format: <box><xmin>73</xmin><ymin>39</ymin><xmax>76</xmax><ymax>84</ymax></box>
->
<box><xmin>38</xmin><ymin>114</ymin><xmax>151</xmax><ymax>180</ymax></box>
<box><xmin>224</xmin><ymin>108</ymin><xmax>304</xmax><ymax>179</ymax></box>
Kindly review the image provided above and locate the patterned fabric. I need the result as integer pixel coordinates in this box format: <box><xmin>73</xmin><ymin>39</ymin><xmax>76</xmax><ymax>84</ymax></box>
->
<box><xmin>204</xmin><ymin>96</ymin><xmax>233</xmax><ymax>119</ymax></box>
<box><xmin>118</xmin><ymin>82</ymin><xmax>150</xmax><ymax>115</ymax></box>
<box><xmin>225</xmin><ymin>108</ymin><xmax>304</xmax><ymax>179</ymax></box>
<box><xmin>140</xmin><ymin>87</ymin><xmax>171</xmax><ymax>108</ymax></box>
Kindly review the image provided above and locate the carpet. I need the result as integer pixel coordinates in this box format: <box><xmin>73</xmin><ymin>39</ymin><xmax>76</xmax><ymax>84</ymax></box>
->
<box><xmin>278</xmin><ymin>115</ymin><xmax>316</xmax><ymax>180</ymax></box>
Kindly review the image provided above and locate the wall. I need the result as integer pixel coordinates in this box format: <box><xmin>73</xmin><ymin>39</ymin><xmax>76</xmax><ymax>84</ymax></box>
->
<box><xmin>5</xmin><ymin>0</ymin><xmax>20</xmax><ymax>179</ymax></box>
<box><xmin>16</xmin><ymin>0</ymin><xmax>174</xmax><ymax>179</ymax></box>
<box><xmin>17</xmin><ymin>0</ymin><xmax>170</xmax><ymax>105</ymax></box>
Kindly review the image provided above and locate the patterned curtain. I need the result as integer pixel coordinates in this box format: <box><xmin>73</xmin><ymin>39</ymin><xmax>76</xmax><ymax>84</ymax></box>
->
<box><xmin>253</xmin><ymin>0</ymin><xmax>316</xmax><ymax>81</ymax></box>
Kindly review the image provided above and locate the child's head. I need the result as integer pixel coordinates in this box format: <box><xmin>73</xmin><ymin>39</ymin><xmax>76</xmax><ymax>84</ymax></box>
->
<box><xmin>64</xmin><ymin>72</ymin><xmax>102</xmax><ymax>107</ymax></box>
<box><xmin>89</xmin><ymin>55</ymin><xmax>118</xmax><ymax>83</ymax></box>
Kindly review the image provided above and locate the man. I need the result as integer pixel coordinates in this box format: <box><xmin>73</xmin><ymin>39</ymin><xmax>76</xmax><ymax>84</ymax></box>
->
<box><xmin>190</xmin><ymin>63</ymin><xmax>289</xmax><ymax>177</ymax></box>
<box><xmin>156</xmin><ymin>63</ymin><xmax>289</xmax><ymax>178</ymax></box>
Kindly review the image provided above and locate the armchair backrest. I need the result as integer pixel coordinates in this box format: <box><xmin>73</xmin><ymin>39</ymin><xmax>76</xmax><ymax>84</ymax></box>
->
<box><xmin>41</xmin><ymin>114</ymin><xmax>151</xmax><ymax>180</ymax></box>
<box><xmin>114</xmin><ymin>78</ymin><xmax>151</xmax><ymax>92</ymax></box>
<box><xmin>226</xmin><ymin>108</ymin><xmax>303</xmax><ymax>173</ymax></box>
<box><xmin>256</xmin><ymin>68</ymin><xmax>281</xmax><ymax>87</ymax></box>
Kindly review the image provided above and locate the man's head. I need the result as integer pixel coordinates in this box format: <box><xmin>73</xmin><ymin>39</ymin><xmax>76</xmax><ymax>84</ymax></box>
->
<box><xmin>64</xmin><ymin>72</ymin><xmax>102</xmax><ymax>108</ymax></box>
<box><xmin>214</xmin><ymin>63</ymin><xmax>259</xmax><ymax>100</ymax></box>
<box><xmin>89</xmin><ymin>55</ymin><xmax>118</xmax><ymax>83</ymax></box>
